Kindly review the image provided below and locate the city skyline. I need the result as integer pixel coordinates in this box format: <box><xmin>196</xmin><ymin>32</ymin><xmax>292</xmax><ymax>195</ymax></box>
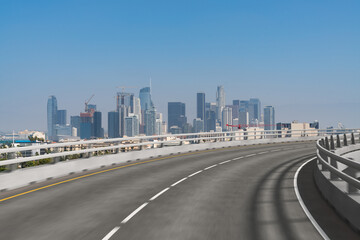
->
<box><xmin>1</xmin><ymin>1</ymin><xmax>359</xmax><ymax>132</ymax></box>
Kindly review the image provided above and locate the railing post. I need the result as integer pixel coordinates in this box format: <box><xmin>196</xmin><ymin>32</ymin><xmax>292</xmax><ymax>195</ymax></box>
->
<box><xmin>351</xmin><ymin>133</ymin><xmax>355</xmax><ymax>145</ymax></box>
<box><xmin>343</xmin><ymin>134</ymin><xmax>348</xmax><ymax>146</ymax></box>
<box><xmin>336</xmin><ymin>134</ymin><xmax>341</xmax><ymax>148</ymax></box>
<box><xmin>6</xmin><ymin>152</ymin><xmax>17</xmax><ymax>171</ymax></box>
<box><xmin>325</xmin><ymin>137</ymin><xmax>330</xmax><ymax>150</ymax></box>
<box><xmin>52</xmin><ymin>147</ymin><xmax>60</xmax><ymax>164</ymax></box>
<box><xmin>88</xmin><ymin>144</ymin><xmax>93</xmax><ymax>158</ymax></box>
<box><xmin>330</xmin><ymin>135</ymin><xmax>335</xmax><ymax>150</ymax></box>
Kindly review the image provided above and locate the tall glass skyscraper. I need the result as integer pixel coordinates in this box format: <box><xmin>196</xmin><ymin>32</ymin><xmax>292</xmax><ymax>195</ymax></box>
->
<box><xmin>139</xmin><ymin>87</ymin><xmax>153</xmax><ymax>111</ymax></box>
<box><xmin>264</xmin><ymin>106</ymin><xmax>275</xmax><ymax>130</ymax></box>
<box><xmin>47</xmin><ymin>95</ymin><xmax>58</xmax><ymax>140</ymax></box>
<box><xmin>197</xmin><ymin>92</ymin><xmax>205</xmax><ymax>121</ymax></box>
<box><xmin>168</xmin><ymin>102</ymin><xmax>186</xmax><ymax>131</ymax></box>
<box><xmin>216</xmin><ymin>86</ymin><xmax>225</xmax><ymax>123</ymax></box>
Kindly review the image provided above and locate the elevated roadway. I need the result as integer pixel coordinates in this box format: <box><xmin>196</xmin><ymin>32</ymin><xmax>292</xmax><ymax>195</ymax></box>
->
<box><xmin>0</xmin><ymin>142</ymin><xmax>358</xmax><ymax>239</ymax></box>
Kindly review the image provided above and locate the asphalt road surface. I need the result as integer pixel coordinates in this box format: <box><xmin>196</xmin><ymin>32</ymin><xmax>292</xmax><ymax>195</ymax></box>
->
<box><xmin>0</xmin><ymin>142</ymin><xmax>354</xmax><ymax>240</ymax></box>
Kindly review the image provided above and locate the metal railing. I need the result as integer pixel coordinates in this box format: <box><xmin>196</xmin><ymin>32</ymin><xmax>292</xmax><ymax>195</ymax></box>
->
<box><xmin>316</xmin><ymin>132</ymin><xmax>360</xmax><ymax>193</ymax></box>
<box><xmin>0</xmin><ymin>128</ymin><xmax>358</xmax><ymax>171</ymax></box>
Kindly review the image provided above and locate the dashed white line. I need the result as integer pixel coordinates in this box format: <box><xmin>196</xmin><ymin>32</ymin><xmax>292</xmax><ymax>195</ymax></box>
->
<box><xmin>232</xmin><ymin>156</ymin><xmax>244</xmax><ymax>160</ymax></box>
<box><xmin>102</xmin><ymin>226</ymin><xmax>120</xmax><ymax>240</ymax></box>
<box><xmin>121</xmin><ymin>202</ymin><xmax>148</xmax><ymax>224</ymax></box>
<box><xmin>188</xmin><ymin>170</ymin><xmax>203</xmax><ymax>177</ymax></box>
<box><xmin>171</xmin><ymin>178</ymin><xmax>187</xmax><ymax>187</ymax></box>
<box><xmin>271</xmin><ymin>149</ymin><xmax>281</xmax><ymax>152</ymax></box>
<box><xmin>150</xmin><ymin>188</ymin><xmax>170</xmax><ymax>201</ymax></box>
<box><xmin>204</xmin><ymin>164</ymin><xmax>217</xmax><ymax>170</ymax></box>
<box><xmin>245</xmin><ymin>154</ymin><xmax>256</xmax><ymax>157</ymax></box>
<box><xmin>219</xmin><ymin>160</ymin><xmax>231</xmax><ymax>165</ymax></box>
<box><xmin>257</xmin><ymin>151</ymin><xmax>268</xmax><ymax>155</ymax></box>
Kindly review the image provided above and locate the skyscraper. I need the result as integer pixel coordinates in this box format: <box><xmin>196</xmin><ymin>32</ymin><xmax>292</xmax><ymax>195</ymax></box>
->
<box><xmin>216</xmin><ymin>86</ymin><xmax>225</xmax><ymax>124</ymax></box>
<box><xmin>47</xmin><ymin>96</ymin><xmax>58</xmax><ymax>140</ymax></box>
<box><xmin>70</xmin><ymin>116</ymin><xmax>81</xmax><ymax>137</ymax></box>
<box><xmin>56</xmin><ymin>110</ymin><xmax>67</xmax><ymax>126</ymax></box>
<box><xmin>250</xmin><ymin>98</ymin><xmax>261</xmax><ymax>122</ymax></box>
<box><xmin>108</xmin><ymin>111</ymin><xmax>119</xmax><ymax>138</ymax></box>
<box><xmin>125</xmin><ymin>115</ymin><xmax>139</xmax><ymax>137</ymax></box>
<box><xmin>80</xmin><ymin>112</ymin><xmax>93</xmax><ymax>139</ymax></box>
<box><xmin>139</xmin><ymin>87</ymin><xmax>153</xmax><ymax>111</ymax></box>
<box><xmin>93</xmin><ymin>111</ymin><xmax>102</xmax><ymax>138</ymax></box>
<box><xmin>264</xmin><ymin>106</ymin><xmax>275</xmax><ymax>130</ymax></box>
<box><xmin>222</xmin><ymin>107</ymin><xmax>233</xmax><ymax>131</ymax></box>
<box><xmin>168</xmin><ymin>102</ymin><xmax>187</xmax><ymax>132</ymax></box>
<box><xmin>197</xmin><ymin>92</ymin><xmax>205</xmax><ymax>121</ymax></box>
<box><xmin>145</xmin><ymin>107</ymin><xmax>156</xmax><ymax>136</ymax></box>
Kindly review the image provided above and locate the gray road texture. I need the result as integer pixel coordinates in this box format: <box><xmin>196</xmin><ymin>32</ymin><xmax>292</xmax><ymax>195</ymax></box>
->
<box><xmin>0</xmin><ymin>142</ymin><xmax>343</xmax><ymax>240</ymax></box>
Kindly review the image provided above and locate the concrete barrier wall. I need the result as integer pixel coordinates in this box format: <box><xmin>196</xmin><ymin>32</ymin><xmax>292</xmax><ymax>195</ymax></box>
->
<box><xmin>0</xmin><ymin>136</ymin><xmax>318</xmax><ymax>191</ymax></box>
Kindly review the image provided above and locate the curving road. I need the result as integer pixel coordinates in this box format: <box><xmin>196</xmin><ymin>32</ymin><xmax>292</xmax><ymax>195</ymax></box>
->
<box><xmin>0</xmin><ymin>142</ymin><xmax>330</xmax><ymax>239</ymax></box>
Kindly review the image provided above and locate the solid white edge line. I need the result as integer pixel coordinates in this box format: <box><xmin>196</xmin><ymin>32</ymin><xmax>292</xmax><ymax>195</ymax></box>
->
<box><xmin>150</xmin><ymin>187</ymin><xmax>170</xmax><ymax>201</ymax></box>
<box><xmin>121</xmin><ymin>202</ymin><xmax>148</xmax><ymax>224</ymax></box>
<box><xmin>294</xmin><ymin>157</ymin><xmax>330</xmax><ymax>240</ymax></box>
<box><xmin>102</xmin><ymin>226</ymin><xmax>120</xmax><ymax>240</ymax></box>
<box><xmin>171</xmin><ymin>178</ymin><xmax>187</xmax><ymax>187</ymax></box>
<box><xmin>188</xmin><ymin>170</ymin><xmax>203</xmax><ymax>177</ymax></box>
<box><xmin>204</xmin><ymin>164</ymin><xmax>217</xmax><ymax>170</ymax></box>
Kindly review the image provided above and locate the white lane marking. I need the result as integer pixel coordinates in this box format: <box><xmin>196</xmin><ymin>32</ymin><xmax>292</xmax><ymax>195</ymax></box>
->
<box><xmin>121</xmin><ymin>202</ymin><xmax>148</xmax><ymax>224</ymax></box>
<box><xmin>171</xmin><ymin>178</ymin><xmax>187</xmax><ymax>187</ymax></box>
<box><xmin>271</xmin><ymin>149</ymin><xmax>281</xmax><ymax>152</ymax></box>
<box><xmin>188</xmin><ymin>170</ymin><xmax>203</xmax><ymax>177</ymax></box>
<box><xmin>232</xmin><ymin>156</ymin><xmax>244</xmax><ymax>160</ymax></box>
<box><xmin>219</xmin><ymin>160</ymin><xmax>231</xmax><ymax>165</ymax></box>
<box><xmin>102</xmin><ymin>226</ymin><xmax>120</xmax><ymax>240</ymax></box>
<box><xmin>204</xmin><ymin>164</ymin><xmax>217</xmax><ymax>170</ymax></box>
<box><xmin>294</xmin><ymin>157</ymin><xmax>330</xmax><ymax>240</ymax></box>
<box><xmin>150</xmin><ymin>188</ymin><xmax>170</xmax><ymax>201</ymax></box>
<box><xmin>257</xmin><ymin>151</ymin><xmax>268</xmax><ymax>154</ymax></box>
<box><xmin>245</xmin><ymin>154</ymin><xmax>256</xmax><ymax>157</ymax></box>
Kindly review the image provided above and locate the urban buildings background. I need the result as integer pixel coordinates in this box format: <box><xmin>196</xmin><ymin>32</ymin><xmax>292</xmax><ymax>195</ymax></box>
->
<box><xmin>45</xmin><ymin>85</ymin><xmax>322</xmax><ymax>141</ymax></box>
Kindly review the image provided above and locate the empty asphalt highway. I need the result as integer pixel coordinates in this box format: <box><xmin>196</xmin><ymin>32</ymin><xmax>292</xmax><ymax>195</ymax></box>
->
<box><xmin>0</xmin><ymin>142</ymin><xmax>338</xmax><ymax>240</ymax></box>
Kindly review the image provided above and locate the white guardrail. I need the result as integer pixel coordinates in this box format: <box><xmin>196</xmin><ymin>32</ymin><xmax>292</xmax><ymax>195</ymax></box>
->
<box><xmin>0</xmin><ymin>128</ymin><xmax>358</xmax><ymax>172</ymax></box>
<box><xmin>315</xmin><ymin>132</ymin><xmax>360</xmax><ymax>231</ymax></box>
<box><xmin>317</xmin><ymin>132</ymin><xmax>360</xmax><ymax>193</ymax></box>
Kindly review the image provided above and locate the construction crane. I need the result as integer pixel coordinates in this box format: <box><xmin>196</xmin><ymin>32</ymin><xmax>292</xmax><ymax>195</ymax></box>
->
<box><xmin>85</xmin><ymin>94</ymin><xmax>95</xmax><ymax>113</ymax></box>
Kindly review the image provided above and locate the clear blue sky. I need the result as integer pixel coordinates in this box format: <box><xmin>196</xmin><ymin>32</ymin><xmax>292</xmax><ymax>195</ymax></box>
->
<box><xmin>0</xmin><ymin>0</ymin><xmax>359</xmax><ymax>132</ymax></box>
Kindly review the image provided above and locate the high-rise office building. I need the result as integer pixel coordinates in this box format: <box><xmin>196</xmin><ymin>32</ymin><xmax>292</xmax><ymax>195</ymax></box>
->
<box><xmin>264</xmin><ymin>106</ymin><xmax>275</xmax><ymax>130</ymax></box>
<box><xmin>139</xmin><ymin>87</ymin><xmax>153</xmax><ymax>111</ymax></box>
<box><xmin>145</xmin><ymin>107</ymin><xmax>156</xmax><ymax>136</ymax></box>
<box><xmin>93</xmin><ymin>111</ymin><xmax>103</xmax><ymax>138</ymax></box>
<box><xmin>80</xmin><ymin>112</ymin><xmax>93</xmax><ymax>139</ymax></box>
<box><xmin>47</xmin><ymin>96</ymin><xmax>58</xmax><ymax>140</ymax></box>
<box><xmin>70</xmin><ymin>116</ymin><xmax>81</xmax><ymax>137</ymax></box>
<box><xmin>250</xmin><ymin>98</ymin><xmax>261</xmax><ymax>122</ymax></box>
<box><xmin>206</xmin><ymin>110</ymin><xmax>216</xmax><ymax>132</ymax></box>
<box><xmin>168</xmin><ymin>102</ymin><xmax>187</xmax><ymax>131</ymax></box>
<box><xmin>197</xmin><ymin>92</ymin><xmax>205</xmax><ymax>121</ymax></box>
<box><xmin>222</xmin><ymin>107</ymin><xmax>233</xmax><ymax>131</ymax></box>
<box><xmin>108</xmin><ymin>111</ymin><xmax>120</xmax><ymax>138</ymax></box>
<box><xmin>216</xmin><ymin>86</ymin><xmax>225</xmax><ymax>123</ymax></box>
<box><xmin>125</xmin><ymin>114</ymin><xmax>139</xmax><ymax>137</ymax></box>
<box><xmin>56</xmin><ymin>110</ymin><xmax>67</xmax><ymax>126</ymax></box>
